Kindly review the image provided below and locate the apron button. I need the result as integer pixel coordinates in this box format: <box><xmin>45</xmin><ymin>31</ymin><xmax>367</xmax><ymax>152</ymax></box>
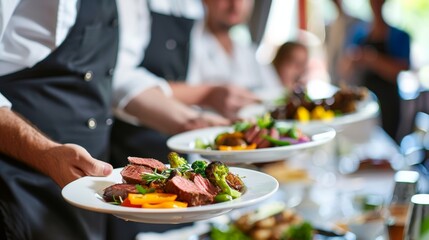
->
<box><xmin>87</xmin><ymin>118</ymin><xmax>97</xmax><ymax>129</ymax></box>
<box><xmin>84</xmin><ymin>71</ymin><xmax>93</xmax><ymax>81</ymax></box>
<box><xmin>165</xmin><ymin>39</ymin><xmax>177</xmax><ymax>50</ymax></box>
<box><xmin>107</xmin><ymin>68</ymin><xmax>115</xmax><ymax>77</ymax></box>
<box><xmin>111</xmin><ymin>18</ymin><xmax>118</xmax><ymax>28</ymax></box>
<box><xmin>106</xmin><ymin>118</ymin><xmax>113</xmax><ymax>126</ymax></box>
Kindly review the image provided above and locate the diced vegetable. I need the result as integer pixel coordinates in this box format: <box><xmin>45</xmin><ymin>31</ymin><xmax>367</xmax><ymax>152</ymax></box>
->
<box><xmin>120</xmin><ymin>198</ymin><xmax>141</xmax><ymax>208</ymax></box>
<box><xmin>194</xmin><ymin>138</ymin><xmax>211</xmax><ymax>149</ymax></box>
<box><xmin>135</xmin><ymin>184</ymin><xmax>155</xmax><ymax>195</ymax></box>
<box><xmin>281</xmin><ymin>222</ymin><xmax>313</xmax><ymax>240</ymax></box>
<box><xmin>168</xmin><ymin>152</ymin><xmax>187</xmax><ymax>168</ymax></box>
<box><xmin>210</xmin><ymin>225</ymin><xmax>250</xmax><ymax>240</ymax></box>
<box><xmin>295</xmin><ymin>106</ymin><xmax>310</xmax><ymax>122</ymax></box>
<box><xmin>214</xmin><ymin>193</ymin><xmax>233</xmax><ymax>203</ymax></box>
<box><xmin>191</xmin><ymin>160</ymin><xmax>208</xmax><ymax>177</ymax></box>
<box><xmin>233</xmin><ymin>121</ymin><xmax>252</xmax><ymax>132</ymax></box>
<box><xmin>206</xmin><ymin>162</ymin><xmax>241</xmax><ymax>199</ymax></box>
<box><xmin>128</xmin><ymin>193</ymin><xmax>177</xmax><ymax>205</ymax></box>
<box><xmin>256</xmin><ymin>113</ymin><xmax>275</xmax><ymax>129</ymax></box>
<box><xmin>218</xmin><ymin>143</ymin><xmax>257</xmax><ymax>151</ymax></box>
<box><xmin>262</xmin><ymin>135</ymin><xmax>291</xmax><ymax>146</ymax></box>
<box><xmin>142</xmin><ymin>201</ymin><xmax>188</xmax><ymax>208</ymax></box>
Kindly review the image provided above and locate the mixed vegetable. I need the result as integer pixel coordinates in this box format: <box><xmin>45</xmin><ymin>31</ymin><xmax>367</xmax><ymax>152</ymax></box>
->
<box><xmin>271</xmin><ymin>86</ymin><xmax>368</xmax><ymax>122</ymax></box>
<box><xmin>210</xmin><ymin>204</ymin><xmax>314</xmax><ymax>240</ymax></box>
<box><xmin>195</xmin><ymin>114</ymin><xmax>310</xmax><ymax>151</ymax></box>
<box><xmin>103</xmin><ymin>152</ymin><xmax>245</xmax><ymax>208</ymax></box>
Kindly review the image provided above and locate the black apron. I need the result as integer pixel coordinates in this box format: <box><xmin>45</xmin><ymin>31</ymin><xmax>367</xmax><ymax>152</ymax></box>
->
<box><xmin>110</xmin><ymin>11</ymin><xmax>194</xmax><ymax>165</ymax></box>
<box><xmin>107</xmin><ymin>10</ymin><xmax>194</xmax><ymax>240</ymax></box>
<box><xmin>0</xmin><ymin>0</ymin><xmax>119</xmax><ymax>239</ymax></box>
<box><xmin>360</xmin><ymin>39</ymin><xmax>400</xmax><ymax>140</ymax></box>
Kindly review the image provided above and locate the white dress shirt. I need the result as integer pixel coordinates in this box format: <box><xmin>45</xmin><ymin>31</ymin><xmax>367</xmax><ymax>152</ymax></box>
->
<box><xmin>187</xmin><ymin>21</ymin><xmax>283</xmax><ymax>100</ymax></box>
<box><xmin>112</xmin><ymin>0</ymin><xmax>203</xmax><ymax>124</ymax></box>
<box><xmin>0</xmin><ymin>0</ymin><xmax>172</xmax><ymax>113</ymax></box>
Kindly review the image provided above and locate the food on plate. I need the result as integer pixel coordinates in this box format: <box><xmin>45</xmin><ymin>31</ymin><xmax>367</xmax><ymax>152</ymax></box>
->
<box><xmin>102</xmin><ymin>152</ymin><xmax>245</xmax><ymax>208</ymax></box>
<box><xmin>210</xmin><ymin>203</ymin><xmax>315</xmax><ymax>240</ymax></box>
<box><xmin>194</xmin><ymin>114</ymin><xmax>310</xmax><ymax>151</ymax></box>
<box><xmin>270</xmin><ymin>86</ymin><xmax>368</xmax><ymax>121</ymax></box>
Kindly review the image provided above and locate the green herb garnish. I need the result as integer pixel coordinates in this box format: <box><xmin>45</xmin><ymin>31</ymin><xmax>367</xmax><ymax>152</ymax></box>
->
<box><xmin>135</xmin><ymin>184</ymin><xmax>155</xmax><ymax>194</ymax></box>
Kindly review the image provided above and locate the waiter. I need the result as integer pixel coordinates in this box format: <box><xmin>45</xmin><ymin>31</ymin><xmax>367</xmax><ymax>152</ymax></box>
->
<box><xmin>110</xmin><ymin>0</ymin><xmax>203</xmax><ymax>165</ymax></box>
<box><xmin>0</xmin><ymin>0</ymin><xmax>118</xmax><ymax>239</ymax></box>
<box><xmin>0</xmin><ymin>1</ymin><xmax>227</xmax><ymax>239</ymax></box>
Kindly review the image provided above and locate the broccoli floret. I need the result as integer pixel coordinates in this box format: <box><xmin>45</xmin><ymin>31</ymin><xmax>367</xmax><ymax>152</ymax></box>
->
<box><xmin>191</xmin><ymin>160</ymin><xmax>208</xmax><ymax>177</ymax></box>
<box><xmin>205</xmin><ymin>162</ymin><xmax>242</xmax><ymax>199</ymax></box>
<box><xmin>168</xmin><ymin>152</ymin><xmax>187</xmax><ymax>168</ymax></box>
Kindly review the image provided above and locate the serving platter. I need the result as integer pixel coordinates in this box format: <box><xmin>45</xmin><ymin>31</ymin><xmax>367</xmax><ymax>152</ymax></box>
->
<box><xmin>62</xmin><ymin>167</ymin><xmax>279</xmax><ymax>223</ymax></box>
<box><xmin>167</xmin><ymin>125</ymin><xmax>336</xmax><ymax>163</ymax></box>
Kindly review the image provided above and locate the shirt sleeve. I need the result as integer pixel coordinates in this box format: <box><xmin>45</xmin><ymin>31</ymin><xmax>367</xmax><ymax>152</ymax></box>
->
<box><xmin>388</xmin><ymin>27</ymin><xmax>411</xmax><ymax>65</ymax></box>
<box><xmin>0</xmin><ymin>92</ymin><xmax>12</xmax><ymax>108</ymax></box>
<box><xmin>0</xmin><ymin>0</ymin><xmax>21</xmax><ymax>41</ymax></box>
<box><xmin>112</xmin><ymin>67</ymin><xmax>172</xmax><ymax>110</ymax></box>
<box><xmin>112</xmin><ymin>0</ymin><xmax>172</xmax><ymax>124</ymax></box>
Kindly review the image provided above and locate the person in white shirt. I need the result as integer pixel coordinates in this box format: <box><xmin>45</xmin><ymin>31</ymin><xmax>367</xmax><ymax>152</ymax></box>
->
<box><xmin>179</xmin><ymin>0</ymin><xmax>283</xmax><ymax>119</ymax></box>
<box><xmin>0</xmin><ymin>1</ymin><xmax>227</xmax><ymax>239</ymax></box>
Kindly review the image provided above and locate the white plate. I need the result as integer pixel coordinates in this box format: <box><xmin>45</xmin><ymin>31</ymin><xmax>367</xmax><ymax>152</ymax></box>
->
<box><xmin>238</xmin><ymin>92</ymin><xmax>380</xmax><ymax>130</ymax></box>
<box><xmin>62</xmin><ymin>167</ymin><xmax>279</xmax><ymax>224</ymax></box>
<box><xmin>166</xmin><ymin>125</ymin><xmax>336</xmax><ymax>163</ymax></box>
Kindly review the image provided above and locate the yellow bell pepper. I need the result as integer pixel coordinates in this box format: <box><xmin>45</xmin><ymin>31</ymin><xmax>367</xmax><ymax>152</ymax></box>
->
<box><xmin>128</xmin><ymin>193</ymin><xmax>177</xmax><ymax>205</ymax></box>
<box><xmin>142</xmin><ymin>201</ymin><xmax>188</xmax><ymax>209</ymax></box>
<box><xmin>311</xmin><ymin>106</ymin><xmax>326</xmax><ymax>120</ymax></box>
<box><xmin>218</xmin><ymin>143</ymin><xmax>257</xmax><ymax>151</ymax></box>
<box><xmin>295</xmin><ymin>106</ymin><xmax>310</xmax><ymax>122</ymax></box>
<box><xmin>323</xmin><ymin>110</ymin><xmax>335</xmax><ymax>120</ymax></box>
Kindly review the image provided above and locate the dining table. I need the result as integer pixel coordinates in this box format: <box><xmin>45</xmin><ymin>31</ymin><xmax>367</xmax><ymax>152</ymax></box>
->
<box><xmin>134</xmin><ymin>124</ymin><xmax>406</xmax><ymax>240</ymax></box>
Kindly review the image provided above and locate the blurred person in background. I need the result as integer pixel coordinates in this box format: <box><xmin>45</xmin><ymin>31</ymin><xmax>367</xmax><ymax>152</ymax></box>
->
<box><xmin>272</xmin><ymin>41</ymin><xmax>309</xmax><ymax>91</ymax></box>
<box><xmin>340</xmin><ymin>0</ymin><xmax>410</xmax><ymax>140</ymax></box>
<box><xmin>325</xmin><ymin>0</ymin><xmax>364</xmax><ymax>85</ymax></box>
<box><xmin>185</xmin><ymin>0</ymin><xmax>283</xmax><ymax>113</ymax></box>
<box><xmin>110</xmin><ymin>0</ymin><xmax>258</xmax><ymax>168</ymax></box>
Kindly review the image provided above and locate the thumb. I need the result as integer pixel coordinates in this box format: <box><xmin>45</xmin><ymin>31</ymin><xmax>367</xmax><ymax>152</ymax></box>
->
<box><xmin>84</xmin><ymin>158</ymin><xmax>113</xmax><ymax>177</ymax></box>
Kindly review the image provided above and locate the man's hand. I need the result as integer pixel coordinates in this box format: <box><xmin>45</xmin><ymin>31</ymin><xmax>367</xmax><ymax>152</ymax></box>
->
<box><xmin>0</xmin><ymin>108</ymin><xmax>113</xmax><ymax>188</ymax></box>
<box><xmin>202</xmin><ymin>85</ymin><xmax>260</xmax><ymax>120</ymax></box>
<box><xmin>40</xmin><ymin>144</ymin><xmax>113</xmax><ymax>188</ymax></box>
<box><xmin>181</xmin><ymin>112</ymin><xmax>230</xmax><ymax>132</ymax></box>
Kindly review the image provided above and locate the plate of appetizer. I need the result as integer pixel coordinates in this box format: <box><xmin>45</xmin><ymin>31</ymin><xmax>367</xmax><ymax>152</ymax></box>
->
<box><xmin>197</xmin><ymin>202</ymin><xmax>356</xmax><ymax>240</ymax></box>
<box><xmin>167</xmin><ymin>115</ymin><xmax>336</xmax><ymax>163</ymax></box>
<box><xmin>61</xmin><ymin>153</ymin><xmax>279</xmax><ymax>223</ymax></box>
<box><xmin>239</xmin><ymin>86</ymin><xmax>379</xmax><ymax>130</ymax></box>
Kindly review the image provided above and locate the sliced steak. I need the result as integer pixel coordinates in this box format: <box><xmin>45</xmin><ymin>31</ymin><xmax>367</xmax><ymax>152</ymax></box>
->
<box><xmin>103</xmin><ymin>183</ymin><xmax>139</xmax><ymax>202</ymax></box>
<box><xmin>192</xmin><ymin>174</ymin><xmax>219</xmax><ymax>197</ymax></box>
<box><xmin>121</xmin><ymin>165</ymin><xmax>153</xmax><ymax>184</ymax></box>
<box><xmin>165</xmin><ymin>176</ymin><xmax>214</xmax><ymax>206</ymax></box>
<box><xmin>127</xmin><ymin>157</ymin><xmax>167</xmax><ymax>172</ymax></box>
<box><xmin>226</xmin><ymin>172</ymin><xmax>245</xmax><ymax>192</ymax></box>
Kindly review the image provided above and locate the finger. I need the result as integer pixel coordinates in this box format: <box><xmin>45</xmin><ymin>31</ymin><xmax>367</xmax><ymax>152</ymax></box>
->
<box><xmin>81</xmin><ymin>157</ymin><xmax>113</xmax><ymax>177</ymax></box>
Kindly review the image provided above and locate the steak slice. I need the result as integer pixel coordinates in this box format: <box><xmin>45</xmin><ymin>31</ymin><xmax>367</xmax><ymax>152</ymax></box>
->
<box><xmin>192</xmin><ymin>174</ymin><xmax>219</xmax><ymax>197</ymax></box>
<box><xmin>127</xmin><ymin>157</ymin><xmax>167</xmax><ymax>172</ymax></box>
<box><xmin>165</xmin><ymin>176</ymin><xmax>214</xmax><ymax>206</ymax></box>
<box><xmin>103</xmin><ymin>183</ymin><xmax>139</xmax><ymax>202</ymax></box>
<box><xmin>226</xmin><ymin>172</ymin><xmax>245</xmax><ymax>192</ymax></box>
<box><xmin>121</xmin><ymin>165</ymin><xmax>153</xmax><ymax>184</ymax></box>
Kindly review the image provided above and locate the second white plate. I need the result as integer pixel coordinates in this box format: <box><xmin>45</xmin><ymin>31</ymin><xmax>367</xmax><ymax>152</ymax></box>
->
<box><xmin>167</xmin><ymin>125</ymin><xmax>336</xmax><ymax>163</ymax></box>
